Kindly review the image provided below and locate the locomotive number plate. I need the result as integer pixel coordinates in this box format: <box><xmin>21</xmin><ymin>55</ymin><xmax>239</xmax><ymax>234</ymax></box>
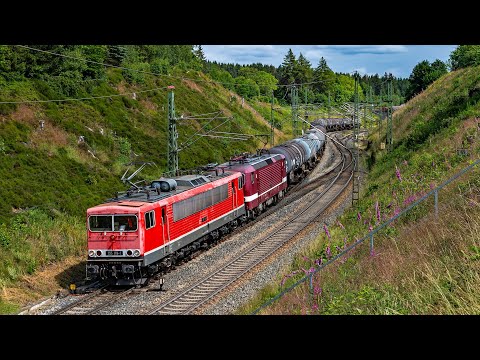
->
<box><xmin>106</xmin><ymin>250</ymin><xmax>123</xmax><ymax>256</ymax></box>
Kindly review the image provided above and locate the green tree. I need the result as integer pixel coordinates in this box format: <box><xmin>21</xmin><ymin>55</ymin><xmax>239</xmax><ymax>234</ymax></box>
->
<box><xmin>406</xmin><ymin>59</ymin><xmax>447</xmax><ymax>100</ymax></box>
<box><xmin>296</xmin><ymin>53</ymin><xmax>313</xmax><ymax>84</ymax></box>
<box><xmin>239</xmin><ymin>67</ymin><xmax>278</xmax><ymax>96</ymax></box>
<box><xmin>234</xmin><ymin>76</ymin><xmax>259</xmax><ymax>99</ymax></box>
<box><xmin>209</xmin><ymin>66</ymin><xmax>235</xmax><ymax>90</ymax></box>
<box><xmin>313</xmin><ymin>57</ymin><xmax>336</xmax><ymax>101</ymax></box>
<box><xmin>106</xmin><ymin>45</ymin><xmax>127</xmax><ymax>66</ymax></box>
<box><xmin>449</xmin><ymin>45</ymin><xmax>480</xmax><ymax>70</ymax></box>
<box><xmin>278</xmin><ymin>48</ymin><xmax>297</xmax><ymax>86</ymax></box>
<box><xmin>426</xmin><ymin>59</ymin><xmax>448</xmax><ymax>83</ymax></box>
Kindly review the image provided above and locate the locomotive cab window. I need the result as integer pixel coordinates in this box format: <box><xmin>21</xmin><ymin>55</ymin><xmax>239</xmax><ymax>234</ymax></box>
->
<box><xmin>89</xmin><ymin>215</ymin><xmax>112</xmax><ymax>232</ymax></box>
<box><xmin>161</xmin><ymin>208</ymin><xmax>166</xmax><ymax>225</ymax></box>
<box><xmin>114</xmin><ymin>215</ymin><xmax>137</xmax><ymax>231</ymax></box>
<box><xmin>89</xmin><ymin>215</ymin><xmax>138</xmax><ymax>232</ymax></box>
<box><xmin>239</xmin><ymin>174</ymin><xmax>244</xmax><ymax>189</ymax></box>
<box><xmin>251</xmin><ymin>173</ymin><xmax>254</xmax><ymax>184</ymax></box>
<box><xmin>145</xmin><ymin>210</ymin><xmax>156</xmax><ymax>230</ymax></box>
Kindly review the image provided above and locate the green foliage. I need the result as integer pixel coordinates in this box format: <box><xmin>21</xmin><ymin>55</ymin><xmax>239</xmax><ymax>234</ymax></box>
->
<box><xmin>406</xmin><ymin>59</ymin><xmax>448</xmax><ymax>100</ymax></box>
<box><xmin>209</xmin><ymin>67</ymin><xmax>235</xmax><ymax>90</ymax></box>
<box><xmin>0</xmin><ymin>138</ymin><xmax>5</xmax><ymax>154</ymax></box>
<box><xmin>234</xmin><ymin>76</ymin><xmax>260</xmax><ymax>99</ymax></box>
<box><xmin>122</xmin><ymin>62</ymin><xmax>150</xmax><ymax>84</ymax></box>
<box><xmin>150</xmin><ymin>58</ymin><xmax>170</xmax><ymax>75</ymax></box>
<box><xmin>117</xmin><ymin>136</ymin><xmax>132</xmax><ymax>156</ymax></box>
<box><xmin>450</xmin><ymin>45</ymin><xmax>480</xmax><ymax>70</ymax></box>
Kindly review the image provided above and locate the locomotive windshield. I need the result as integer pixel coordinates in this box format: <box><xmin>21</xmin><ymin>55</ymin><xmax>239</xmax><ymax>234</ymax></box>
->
<box><xmin>89</xmin><ymin>215</ymin><xmax>138</xmax><ymax>232</ymax></box>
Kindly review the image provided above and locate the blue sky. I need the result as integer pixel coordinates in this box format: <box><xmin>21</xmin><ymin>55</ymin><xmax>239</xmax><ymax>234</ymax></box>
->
<box><xmin>202</xmin><ymin>45</ymin><xmax>457</xmax><ymax>79</ymax></box>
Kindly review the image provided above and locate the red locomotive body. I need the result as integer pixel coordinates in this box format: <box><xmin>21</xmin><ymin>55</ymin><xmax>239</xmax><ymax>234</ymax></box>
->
<box><xmin>218</xmin><ymin>153</ymin><xmax>287</xmax><ymax>218</ymax></box>
<box><xmin>86</xmin><ymin>170</ymin><xmax>246</xmax><ymax>285</ymax></box>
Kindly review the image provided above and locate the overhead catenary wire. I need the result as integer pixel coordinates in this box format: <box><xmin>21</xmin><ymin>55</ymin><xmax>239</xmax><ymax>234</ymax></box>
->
<box><xmin>4</xmin><ymin>47</ymin><xmax>397</xmax><ymax>106</ymax></box>
<box><xmin>179</xmin><ymin>116</ymin><xmax>234</xmax><ymax>151</ymax></box>
<box><xmin>0</xmin><ymin>85</ymin><xmax>169</xmax><ymax>104</ymax></box>
<box><xmin>298</xmin><ymin>115</ymin><xmax>350</xmax><ymax>151</ymax></box>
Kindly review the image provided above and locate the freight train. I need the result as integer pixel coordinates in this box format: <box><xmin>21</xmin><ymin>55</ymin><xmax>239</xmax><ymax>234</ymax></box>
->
<box><xmin>85</xmin><ymin>119</ymin><xmax>348</xmax><ymax>286</ymax></box>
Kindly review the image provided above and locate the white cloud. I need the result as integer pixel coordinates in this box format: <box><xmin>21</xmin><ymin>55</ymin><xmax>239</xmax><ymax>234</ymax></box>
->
<box><xmin>202</xmin><ymin>45</ymin><xmax>455</xmax><ymax>78</ymax></box>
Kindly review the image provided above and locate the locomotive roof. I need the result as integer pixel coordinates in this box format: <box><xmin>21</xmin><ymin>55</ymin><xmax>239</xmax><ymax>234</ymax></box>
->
<box><xmin>104</xmin><ymin>170</ymin><xmax>237</xmax><ymax>205</ymax></box>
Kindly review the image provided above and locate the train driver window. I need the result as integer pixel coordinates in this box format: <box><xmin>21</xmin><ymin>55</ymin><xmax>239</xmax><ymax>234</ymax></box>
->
<box><xmin>145</xmin><ymin>210</ymin><xmax>156</xmax><ymax>230</ymax></box>
<box><xmin>239</xmin><ymin>174</ymin><xmax>244</xmax><ymax>189</ymax></box>
<box><xmin>251</xmin><ymin>172</ymin><xmax>254</xmax><ymax>184</ymax></box>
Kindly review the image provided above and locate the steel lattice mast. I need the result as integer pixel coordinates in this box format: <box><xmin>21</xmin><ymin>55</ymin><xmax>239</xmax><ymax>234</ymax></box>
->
<box><xmin>386</xmin><ymin>75</ymin><xmax>393</xmax><ymax>152</ymax></box>
<box><xmin>167</xmin><ymin>86</ymin><xmax>178</xmax><ymax>176</ymax></box>
<box><xmin>291</xmin><ymin>85</ymin><xmax>299</xmax><ymax>137</ymax></box>
<box><xmin>352</xmin><ymin>72</ymin><xmax>360</xmax><ymax>205</ymax></box>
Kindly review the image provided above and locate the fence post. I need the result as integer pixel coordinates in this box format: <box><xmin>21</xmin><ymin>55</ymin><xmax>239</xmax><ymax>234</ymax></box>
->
<box><xmin>370</xmin><ymin>234</ymin><xmax>374</xmax><ymax>255</ymax></box>
<box><xmin>434</xmin><ymin>189</ymin><xmax>438</xmax><ymax>218</ymax></box>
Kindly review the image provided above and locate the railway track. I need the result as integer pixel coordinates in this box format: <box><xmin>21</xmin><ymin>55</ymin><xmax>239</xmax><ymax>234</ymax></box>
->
<box><xmin>145</xmin><ymin>136</ymin><xmax>353</xmax><ymax>315</ymax></box>
<box><xmin>52</xmin><ymin>286</ymin><xmax>135</xmax><ymax>315</ymax></box>
<box><xmin>217</xmin><ymin>134</ymin><xmax>346</xmax><ymax>239</ymax></box>
<box><xmin>48</xmin><ymin>135</ymin><xmax>350</xmax><ymax>316</ymax></box>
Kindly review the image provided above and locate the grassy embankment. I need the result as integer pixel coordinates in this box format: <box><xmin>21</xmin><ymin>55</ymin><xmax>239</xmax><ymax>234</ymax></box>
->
<box><xmin>0</xmin><ymin>68</ymin><xmax>290</xmax><ymax>313</ymax></box>
<box><xmin>238</xmin><ymin>65</ymin><xmax>480</xmax><ymax>315</ymax></box>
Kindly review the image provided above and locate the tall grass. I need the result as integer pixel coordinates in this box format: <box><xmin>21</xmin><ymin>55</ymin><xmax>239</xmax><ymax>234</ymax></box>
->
<box><xmin>238</xmin><ymin>65</ymin><xmax>480</xmax><ymax>315</ymax></box>
<box><xmin>253</xmin><ymin>175</ymin><xmax>480</xmax><ymax>314</ymax></box>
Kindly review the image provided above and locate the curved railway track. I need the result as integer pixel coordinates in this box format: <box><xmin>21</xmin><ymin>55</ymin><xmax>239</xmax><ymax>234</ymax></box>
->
<box><xmin>52</xmin><ymin>286</ymin><xmax>134</xmax><ymax>315</ymax></box>
<box><xmin>49</xmin><ymin>134</ymin><xmax>352</xmax><ymax>316</ymax></box>
<box><xmin>144</xmin><ymin>136</ymin><xmax>353</xmax><ymax>315</ymax></box>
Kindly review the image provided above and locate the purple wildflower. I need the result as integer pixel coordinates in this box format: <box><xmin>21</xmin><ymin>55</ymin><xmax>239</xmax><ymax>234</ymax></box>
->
<box><xmin>403</xmin><ymin>195</ymin><xmax>416</xmax><ymax>206</ymax></box>
<box><xmin>314</xmin><ymin>286</ymin><xmax>322</xmax><ymax>296</ymax></box>
<box><xmin>386</xmin><ymin>201</ymin><xmax>393</xmax><ymax>209</ymax></box>
<box><xmin>430</xmin><ymin>182</ymin><xmax>435</xmax><ymax>190</ymax></box>
<box><xmin>336</xmin><ymin>220</ymin><xmax>345</xmax><ymax>230</ymax></box>
<box><xmin>375</xmin><ymin>201</ymin><xmax>381</xmax><ymax>223</ymax></box>
<box><xmin>302</xmin><ymin>255</ymin><xmax>312</xmax><ymax>263</ymax></box>
<box><xmin>364</xmin><ymin>220</ymin><xmax>367</xmax><ymax>225</ymax></box>
<box><xmin>315</xmin><ymin>258</ymin><xmax>323</xmax><ymax>267</ymax></box>
<box><xmin>326</xmin><ymin>246</ymin><xmax>331</xmax><ymax>258</ymax></box>
<box><xmin>357</xmin><ymin>212</ymin><xmax>362</xmax><ymax>222</ymax></box>
<box><xmin>395</xmin><ymin>166</ymin><xmax>402</xmax><ymax>182</ymax></box>
<box><xmin>323</xmin><ymin>224</ymin><xmax>331</xmax><ymax>239</ymax></box>
<box><xmin>311</xmin><ymin>303</ymin><xmax>319</xmax><ymax>312</ymax></box>
<box><xmin>370</xmin><ymin>248</ymin><xmax>376</xmax><ymax>257</ymax></box>
<box><xmin>368</xmin><ymin>224</ymin><xmax>373</xmax><ymax>232</ymax></box>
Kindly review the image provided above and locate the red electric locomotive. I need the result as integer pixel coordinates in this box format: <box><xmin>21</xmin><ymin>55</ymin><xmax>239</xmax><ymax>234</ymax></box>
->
<box><xmin>218</xmin><ymin>153</ymin><xmax>287</xmax><ymax>219</ymax></box>
<box><xmin>86</xmin><ymin>169</ymin><xmax>246</xmax><ymax>285</ymax></box>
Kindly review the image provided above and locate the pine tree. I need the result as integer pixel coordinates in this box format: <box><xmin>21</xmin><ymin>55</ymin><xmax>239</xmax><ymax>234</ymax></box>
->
<box><xmin>313</xmin><ymin>57</ymin><xmax>335</xmax><ymax>96</ymax></box>
<box><xmin>279</xmin><ymin>49</ymin><xmax>297</xmax><ymax>86</ymax></box>
<box><xmin>193</xmin><ymin>45</ymin><xmax>206</xmax><ymax>62</ymax></box>
<box><xmin>107</xmin><ymin>45</ymin><xmax>127</xmax><ymax>66</ymax></box>
<box><xmin>296</xmin><ymin>53</ymin><xmax>313</xmax><ymax>84</ymax></box>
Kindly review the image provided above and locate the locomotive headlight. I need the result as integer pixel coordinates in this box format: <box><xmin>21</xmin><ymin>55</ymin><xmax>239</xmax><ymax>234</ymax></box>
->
<box><xmin>126</xmin><ymin>249</ymin><xmax>133</xmax><ymax>257</ymax></box>
<box><xmin>88</xmin><ymin>250</ymin><xmax>95</xmax><ymax>257</ymax></box>
<box><xmin>96</xmin><ymin>250</ymin><xmax>102</xmax><ymax>257</ymax></box>
<box><xmin>133</xmin><ymin>249</ymin><xmax>140</xmax><ymax>257</ymax></box>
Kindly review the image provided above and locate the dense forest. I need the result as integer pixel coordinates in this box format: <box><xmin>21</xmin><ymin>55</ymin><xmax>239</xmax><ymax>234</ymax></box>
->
<box><xmin>204</xmin><ymin>48</ymin><xmax>409</xmax><ymax>105</ymax></box>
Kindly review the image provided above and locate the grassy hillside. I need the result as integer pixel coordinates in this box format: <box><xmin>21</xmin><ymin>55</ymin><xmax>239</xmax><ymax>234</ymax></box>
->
<box><xmin>0</xmin><ymin>68</ymin><xmax>291</xmax><ymax>313</ymax></box>
<box><xmin>239</xmin><ymin>65</ymin><xmax>480</xmax><ymax>315</ymax></box>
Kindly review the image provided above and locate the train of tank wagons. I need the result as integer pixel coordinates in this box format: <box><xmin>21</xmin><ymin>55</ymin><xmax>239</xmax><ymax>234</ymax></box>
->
<box><xmin>85</xmin><ymin>118</ymin><xmax>353</xmax><ymax>285</ymax></box>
